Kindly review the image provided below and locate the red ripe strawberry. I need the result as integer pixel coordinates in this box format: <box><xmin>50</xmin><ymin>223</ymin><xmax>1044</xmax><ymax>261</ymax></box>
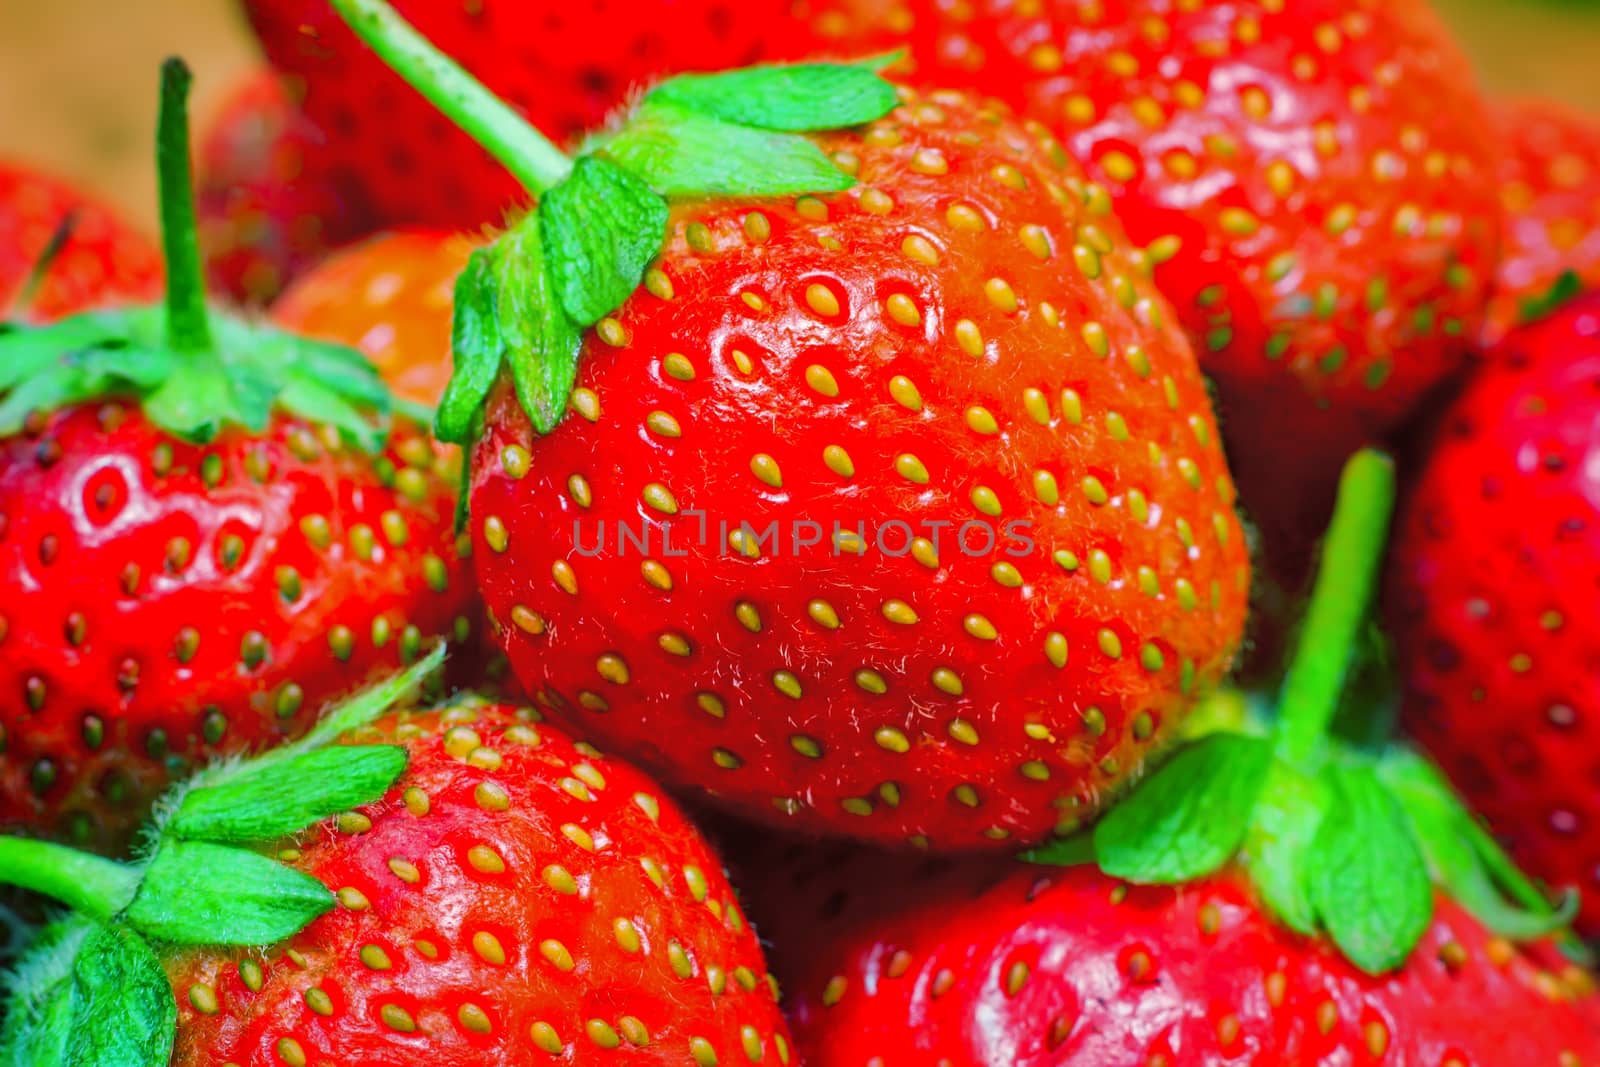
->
<box><xmin>1387</xmin><ymin>293</ymin><xmax>1600</xmax><ymax>935</ymax></box>
<box><xmin>272</xmin><ymin>229</ymin><xmax>479</xmax><ymax>408</ymax></box>
<box><xmin>0</xmin><ymin>161</ymin><xmax>162</xmax><ymax>321</ymax></box>
<box><xmin>0</xmin><ymin>61</ymin><xmax>470</xmax><ymax>851</ymax></box>
<box><xmin>810</xmin><ymin>0</ymin><xmax>1501</xmax><ymax>576</ymax></box>
<box><xmin>195</xmin><ymin>69</ymin><xmax>373</xmax><ymax>305</ymax></box>
<box><xmin>0</xmin><ymin>682</ymin><xmax>792</xmax><ymax>1065</ymax></box>
<box><xmin>334</xmin><ymin>0</ymin><xmax>1251</xmax><ymax>849</ymax></box>
<box><xmin>745</xmin><ymin>844</ymin><xmax>1600</xmax><ymax>1066</ymax></box>
<box><xmin>1482</xmin><ymin>99</ymin><xmax>1600</xmax><ymax>346</ymax></box>
<box><xmin>241</xmin><ymin>0</ymin><xmax>827</xmax><ymax>232</ymax></box>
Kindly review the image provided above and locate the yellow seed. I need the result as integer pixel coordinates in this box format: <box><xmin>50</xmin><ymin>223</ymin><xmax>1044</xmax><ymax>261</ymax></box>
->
<box><xmin>1101</xmin><ymin>150</ymin><xmax>1137</xmax><ymax>182</ymax></box>
<box><xmin>963</xmin><ymin>614</ymin><xmax>998</xmax><ymax>641</ymax></box>
<box><xmin>895</xmin><ymin>454</ymin><xmax>930</xmax><ymax>484</ymax></box>
<box><xmin>735</xmin><ymin>600</ymin><xmax>762</xmax><ymax>632</ymax></box>
<box><xmin>874</xmin><ymin>726</ymin><xmax>911</xmax><ymax>753</ymax></box>
<box><xmin>380</xmin><ymin>1004</ymin><xmax>417</xmax><ymax>1033</ymax></box>
<box><xmin>459</xmin><ymin>1003</ymin><xmax>493</xmax><ymax>1035</ymax></box>
<box><xmin>855</xmin><ymin>669</ymin><xmax>888</xmax><ymax>694</ymax></box>
<box><xmin>805</xmin><ymin>365</ymin><xmax>840</xmax><ymax>397</ymax></box>
<box><xmin>822</xmin><ymin>444</ymin><xmax>855</xmax><ymax>478</ymax></box>
<box><xmin>946</xmin><ymin>202</ymin><xmax>986</xmax><ymax>231</ymax></box>
<box><xmin>860</xmin><ymin>187</ymin><xmax>894</xmax><ymax>215</ymax></box>
<box><xmin>965</xmin><ymin>406</ymin><xmax>998</xmax><ymax>434</ymax></box>
<box><xmin>955</xmin><ymin>319</ymin><xmax>984</xmax><ymax>357</ymax></box>
<box><xmin>663</xmin><ymin>352</ymin><xmax>696</xmax><ymax>381</ymax></box>
<box><xmin>948</xmin><ymin>719</ymin><xmax>980</xmax><ymax>745</ymax></box>
<box><xmin>1024</xmin><ymin>388</ymin><xmax>1050</xmax><ymax>425</ymax></box>
<box><xmin>543</xmin><ymin>864</ymin><xmax>579</xmax><ymax>895</ymax></box>
<box><xmin>1033</xmin><ymin>470</ymin><xmax>1060</xmax><ymax>506</ymax></box>
<box><xmin>885</xmin><ymin>293</ymin><xmax>922</xmax><ymax>326</ymax></box>
<box><xmin>881</xmin><ymin>599</ymin><xmax>919</xmax><ymax>625</ymax></box>
<box><xmin>901</xmin><ymin>234</ymin><xmax>940</xmax><ymax>265</ymax></box>
<box><xmin>931</xmin><ymin>667</ymin><xmax>964</xmax><ymax>695</ymax></box>
<box><xmin>805</xmin><ymin>283</ymin><xmax>841</xmax><ymax>317</ymax></box>
<box><xmin>614</xmin><ymin>918</ymin><xmax>642</xmax><ymax>953</ymax></box>
<box><xmin>911</xmin><ymin>148</ymin><xmax>949</xmax><ymax>175</ymax></box>
<box><xmin>596</xmin><ymin>653</ymin><xmax>631</xmax><ymax>685</ymax></box>
<box><xmin>984</xmin><ymin>277</ymin><xmax>1018</xmax><ymax>313</ymax></box>
<box><xmin>1045</xmin><ymin>632</ymin><xmax>1069</xmax><ymax>668</ymax></box>
<box><xmin>808</xmin><ymin>599</ymin><xmax>841</xmax><ymax>630</ymax></box>
<box><xmin>475</xmin><ymin>781</ymin><xmax>510</xmax><ymax>811</ymax></box>
<box><xmin>748</xmin><ymin>453</ymin><xmax>783</xmax><ymax>488</ymax></box>
<box><xmin>531</xmin><ymin>1021</ymin><xmax>564</xmax><ymax>1054</ymax></box>
<box><xmin>790</xmin><ymin>735</ymin><xmax>823</xmax><ymax>759</ymax></box>
<box><xmin>467</xmin><ymin>845</ymin><xmax>506</xmax><ymax>873</ymax></box>
<box><xmin>772</xmin><ymin>670</ymin><xmax>804</xmax><ymax>699</ymax></box>
<box><xmin>646</xmin><ymin>410</ymin><xmax>681</xmax><ymax>437</ymax></box>
<box><xmin>540</xmin><ymin>939</ymin><xmax>576</xmax><ymax>972</ymax></box>
<box><xmin>889</xmin><ymin>375</ymin><xmax>923</xmax><ymax>411</ymax></box>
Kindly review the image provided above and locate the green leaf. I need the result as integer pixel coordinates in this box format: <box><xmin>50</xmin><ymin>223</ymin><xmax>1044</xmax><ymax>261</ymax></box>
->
<box><xmin>493</xmin><ymin>218</ymin><xmax>584</xmax><ymax>434</ymax></box>
<box><xmin>170</xmin><ymin>745</ymin><xmax>407</xmax><ymax>844</ymax></box>
<box><xmin>1017</xmin><ymin>832</ymin><xmax>1096</xmax><ymax>868</ymax></box>
<box><xmin>1242</xmin><ymin>760</ymin><xmax>1329</xmax><ymax>935</ymax></box>
<box><xmin>62</xmin><ymin>924</ymin><xmax>176</xmax><ymax>1067</ymax></box>
<box><xmin>648</xmin><ymin>62</ymin><xmax>899</xmax><ymax>131</ymax></box>
<box><xmin>182</xmin><ymin>645</ymin><xmax>444</xmax><ymax>796</ymax></box>
<box><xmin>126</xmin><ymin>841</ymin><xmax>334</xmax><ymax>946</ymax></box>
<box><xmin>0</xmin><ymin>921</ymin><xmax>174</xmax><ymax>1067</ymax></box>
<box><xmin>539</xmin><ymin>155</ymin><xmax>669</xmax><ymax>327</ymax></box>
<box><xmin>1306</xmin><ymin>764</ymin><xmax>1433</xmax><ymax>974</ymax></box>
<box><xmin>1092</xmin><ymin>733</ymin><xmax>1272</xmax><ymax>883</ymax></box>
<box><xmin>277</xmin><ymin>376</ymin><xmax>386</xmax><ymax>454</ymax></box>
<box><xmin>138</xmin><ymin>366</ymin><xmax>240</xmax><ymax>442</ymax></box>
<box><xmin>1519</xmin><ymin>269</ymin><xmax>1582</xmax><ymax>325</ymax></box>
<box><xmin>0</xmin><ymin>299</ymin><xmax>401</xmax><ymax>449</ymax></box>
<box><xmin>435</xmin><ymin>246</ymin><xmax>504</xmax><ymax>444</ymax></box>
<box><xmin>1380</xmin><ymin>749</ymin><xmax>1577</xmax><ymax>942</ymax></box>
<box><xmin>0</xmin><ymin>920</ymin><xmax>87</xmax><ymax>1067</ymax></box>
<box><xmin>602</xmin><ymin>103</ymin><xmax>856</xmax><ymax>198</ymax></box>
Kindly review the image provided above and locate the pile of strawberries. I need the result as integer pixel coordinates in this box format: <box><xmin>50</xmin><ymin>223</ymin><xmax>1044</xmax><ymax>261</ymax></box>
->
<box><xmin>3</xmin><ymin>0</ymin><xmax>1600</xmax><ymax>1063</ymax></box>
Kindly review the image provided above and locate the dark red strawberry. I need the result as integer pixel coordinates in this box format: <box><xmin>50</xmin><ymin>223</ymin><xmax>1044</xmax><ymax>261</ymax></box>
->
<box><xmin>195</xmin><ymin>68</ymin><xmax>373</xmax><ymax>305</ymax></box>
<box><xmin>241</xmin><ymin>0</ymin><xmax>830</xmax><ymax>233</ymax></box>
<box><xmin>744</xmin><ymin>842</ymin><xmax>1600</xmax><ymax>1066</ymax></box>
<box><xmin>0</xmin><ymin>669</ymin><xmax>792</xmax><ymax>1065</ymax></box>
<box><xmin>1388</xmin><ymin>293</ymin><xmax>1600</xmax><ymax>936</ymax></box>
<box><xmin>335</xmin><ymin>0</ymin><xmax>1250</xmax><ymax>849</ymax></box>
<box><xmin>0</xmin><ymin>161</ymin><xmax>162</xmax><ymax>321</ymax></box>
<box><xmin>272</xmin><ymin>229</ymin><xmax>478</xmax><ymax>408</ymax></box>
<box><xmin>807</xmin><ymin>0</ymin><xmax>1502</xmax><ymax>579</ymax></box>
<box><xmin>0</xmin><ymin>60</ymin><xmax>470</xmax><ymax>852</ymax></box>
<box><xmin>1482</xmin><ymin>98</ymin><xmax>1600</xmax><ymax>346</ymax></box>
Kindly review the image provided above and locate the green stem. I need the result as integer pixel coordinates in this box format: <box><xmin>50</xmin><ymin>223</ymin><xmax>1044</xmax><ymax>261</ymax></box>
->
<box><xmin>1275</xmin><ymin>449</ymin><xmax>1397</xmax><ymax>766</ymax></box>
<box><xmin>329</xmin><ymin>0</ymin><xmax>573</xmax><ymax>195</ymax></box>
<box><xmin>0</xmin><ymin>837</ymin><xmax>141</xmax><ymax>919</ymax></box>
<box><xmin>157</xmin><ymin>58</ymin><xmax>213</xmax><ymax>353</ymax></box>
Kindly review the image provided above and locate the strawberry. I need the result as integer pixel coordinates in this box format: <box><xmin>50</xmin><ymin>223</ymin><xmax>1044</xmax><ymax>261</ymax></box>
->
<box><xmin>0</xmin><ymin>161</ymin><xmax>162</xmax><ymax>321</ymax></box>
<box><xmin>0</xmin><ymin>662</ymin><xmax>793</xmax><ymax>1066</ymax></box>
<box><xmin>745</xmin><ymin>843</ymin><xmax>1600</xmax><ymax>1066</ymax></box>
<box><xmin>272</xmin><ymin>229</ymin><xmax>479</xmax><ymax>408</ymax></box>
<box><xmin>195</xmin><ymin>68</ymin><xmax>373</xmax><ymax>306</ymax></box>
<box><xmin>1481</xmin><ymin>98</ymin><xmax>1600</xmax><ymax>346</ymax></box>
<box><xmin>809</xmin><ymin>0</ymin><xmax>1502</xmax><ymax>578</ymax></box>
<box><xmin>241</xmin><ymin>0</ymin><xmax>827</xmax><ymax>234</ymax></box>
<box><xmin>0</xmin><ymin>61</ymin><xmax>470</xmax><ymax>852</ymax></box>
<box><xmin>334</xmin><ymin>0</ymin><xmax>1250</xmax><ymax>849</ymax></box>
<box><xmin>1387</xmin><ymin>293</ymin><xmax>1600</xmax><ymax>936</ymax></box>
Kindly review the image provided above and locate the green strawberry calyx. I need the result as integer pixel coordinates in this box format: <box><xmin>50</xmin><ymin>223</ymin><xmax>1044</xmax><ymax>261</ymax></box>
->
<box><xmin>0</xmin><ymin>646</ymin><xmax>445</xmax><ymax>1067</ymax></box>
<box><xmin>0</xmin><ymin>59</ymin><xmax>423</xmax><ymax>451</ymax></box>
<box><xmin>1024</xmin><ymin>449</ymin><xmax>1582</xmax><ymax>975</ymax></box>
<box><xmin>328</xmin><ymin>0</ymin><xmax>901</xmax><ymax>445</ymax></box>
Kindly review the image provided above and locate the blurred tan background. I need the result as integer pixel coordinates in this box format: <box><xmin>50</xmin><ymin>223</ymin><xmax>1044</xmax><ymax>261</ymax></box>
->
<box><xmin>1</xmin><ymin>0</ymin><xmax>1598</xmax><ymax>231</ymax></box>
